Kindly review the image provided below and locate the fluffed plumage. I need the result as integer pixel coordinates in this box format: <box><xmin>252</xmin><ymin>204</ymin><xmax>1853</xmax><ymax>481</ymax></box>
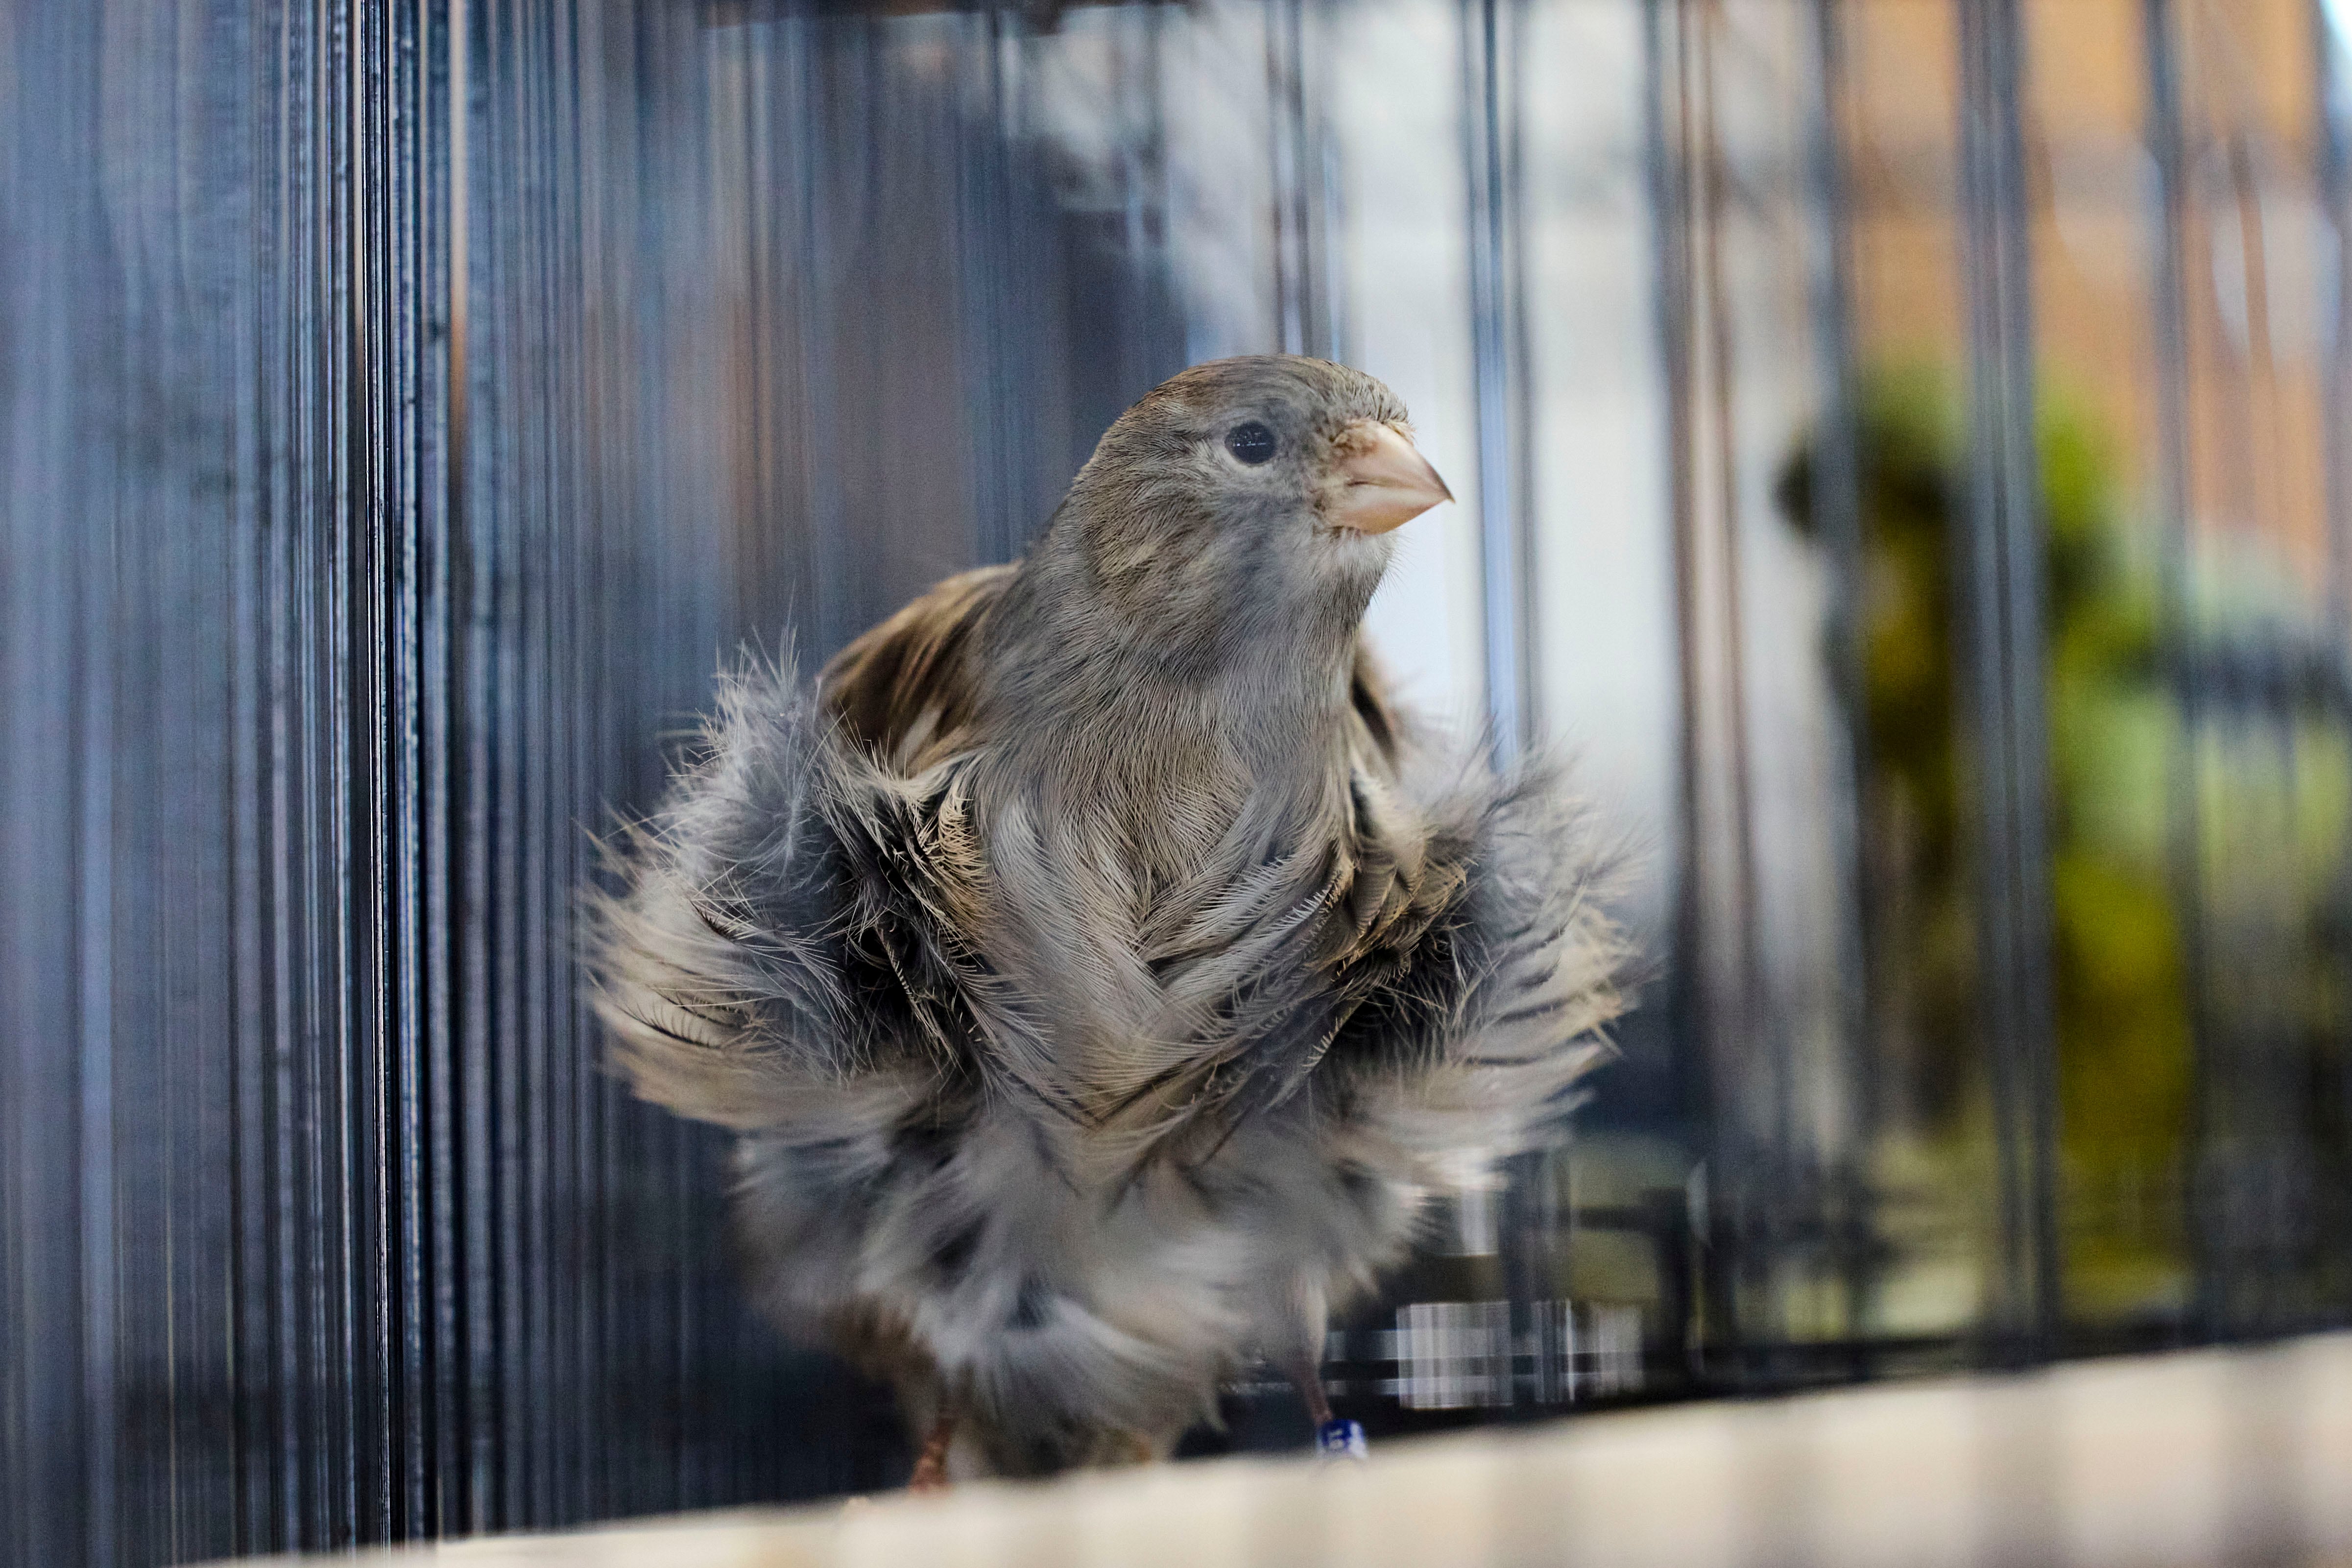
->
<box><xmin>587</xmin><ymin>356</ymin><xmax>1628</xmax><ymax>1479</ymax></box>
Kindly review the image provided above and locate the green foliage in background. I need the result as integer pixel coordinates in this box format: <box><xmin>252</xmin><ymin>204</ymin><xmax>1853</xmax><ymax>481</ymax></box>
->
<box><xmin>1779</xmin><ymin>366</ymin><xmax>2191</xmax><ymax>1318</ymax></box>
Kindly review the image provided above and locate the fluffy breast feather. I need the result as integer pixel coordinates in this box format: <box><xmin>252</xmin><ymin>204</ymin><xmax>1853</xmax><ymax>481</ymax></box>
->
<box><xmin>586</xmin><ymin>570</ymin><xmax>1628</xmax><ymax>1464</ymax></box>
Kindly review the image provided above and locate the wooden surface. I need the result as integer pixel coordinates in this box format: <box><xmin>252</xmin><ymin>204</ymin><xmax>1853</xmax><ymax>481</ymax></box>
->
<box><xmin>214</xmin><ymin>1334</ymin><xmax>2352</xmax><ymax>1568</ymax></box>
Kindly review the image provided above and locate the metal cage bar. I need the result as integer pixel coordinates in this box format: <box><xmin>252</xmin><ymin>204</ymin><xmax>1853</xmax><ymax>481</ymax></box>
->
<box><xmin>1953</xmin><ymin>0</ymin><xmax>2062</xmax><ymax>1364</ymax></box>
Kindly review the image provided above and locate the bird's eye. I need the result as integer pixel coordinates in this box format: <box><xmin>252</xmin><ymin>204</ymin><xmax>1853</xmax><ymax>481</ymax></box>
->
<box><xmin>1224</xmin><ymin>421</ymin><xmax>1277</xmax><ymax>465</ymax></box>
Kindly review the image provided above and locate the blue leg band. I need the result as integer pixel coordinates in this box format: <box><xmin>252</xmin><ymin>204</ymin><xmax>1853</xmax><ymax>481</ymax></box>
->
<box><xmin>1315</xmin><ymin>1418</ymin><xmax>1368</xmax><ymax>1460</ymax></box>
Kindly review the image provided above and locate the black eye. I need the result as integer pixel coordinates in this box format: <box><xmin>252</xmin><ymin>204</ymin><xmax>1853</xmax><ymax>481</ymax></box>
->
<box><xmin>1224</xmin><ymin>420</ymin><xmax>1277</xmax><ymax>465</ymax></box>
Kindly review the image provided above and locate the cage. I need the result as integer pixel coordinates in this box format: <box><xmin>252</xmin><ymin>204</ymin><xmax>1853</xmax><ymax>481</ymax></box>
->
<box><xmin>4</xmin><ymin>0</ymin><xmax>2352</xmax><ymax>1562</ymax></box>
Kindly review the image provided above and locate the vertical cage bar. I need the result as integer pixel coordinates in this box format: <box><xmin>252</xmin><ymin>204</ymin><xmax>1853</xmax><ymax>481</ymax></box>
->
<box><xmin>960</xmin><ymin>7</ymin><xmax>1021</xmax><ymax>569</ymax></box>
<box><xmin>433</xmin><ymin>0</ymin><xmax>470</xmax><ymax>1533</ymax></box>
<box><xmin>76</xmin><ymin>225</ymin><xmax>122</xmax><ymax>1568</ymax></box>
<box><xmin>1463</xmin><ymin>0</ymin><xmax>1535</xmax><ymax>760</ymax></box>
<box><xmin>779</xmin><ymin>4</ymin><xmax>841</xmax><ymax>635</ymax></box>
<box><xmin>1689</xmin><ymin>0</ymin><xmax>1775</xmax><ymax>1383</ymax></box>
<box><xmin>1954</xmin><ymin>0</ymin><xmax>2061</xmax><ymax>1362</ymax></box>
<box><xmin>2313</xmin><ymin>2</ymin><xmax>2352</xmax><ymax>1326</ymax></box>
<box><xmin>1272</xmin><ymin>0</ymin><xmax>1341</xmax><ymax>366</ymax></box>
<box><xmin>229</xmin><ymin>2</ymin><xmax>281</xmax><ymax>1535</ymax></box>
<box><xmin>1645</xmin><ymin>0</ymin><xmax>1779</xmax><ymax>1389</ymax></box>
<box><xmin>1464</xmin><ymin>0</ymin><xmax>1553</xmax><ymax>1406</ymax></box>
<box><xmin>455</xmin><ymin>0</ymin><xmax>501</xmax><ymax>1522</ymax></box>
<box><xmin>2143</xmin><ymin>0</ymin><xmax>2220</xmax><ymax>1340</ymax></box>
<box><xmin>1803</xmin><ymin>0</ymin><xmax>1878</xmax><ymax>1367</ymax></box>
<box><xmin>0</xmin><ymin>14</ymin><xmax>96</xmax><ymax>1558</ymax></box>
<box><xmin>2325</xmin><ymin>8</ymin><xmax>2352</xmax><ymax>646</ymax></box>
<box><xmin>1645</xmin><ymin>0</ymin><xmax>1719</xmax><ymax>1386</ymax></box>
<box><xmin>1269</xmin><ymin>0</ymin><xmax>1315</xmax><ymax>358</ymax></box>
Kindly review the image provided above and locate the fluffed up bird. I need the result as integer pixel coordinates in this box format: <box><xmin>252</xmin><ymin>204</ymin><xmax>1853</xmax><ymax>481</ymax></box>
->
<box><xmin>588</xmin><ymin>355</ymin><xmax>1628</xmax><ymax>1485</ymax></box>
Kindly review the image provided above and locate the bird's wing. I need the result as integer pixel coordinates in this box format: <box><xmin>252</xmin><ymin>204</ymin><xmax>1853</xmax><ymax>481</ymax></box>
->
<box><xmin>1323</xmin><ymin>751</ymin><xmax>1627</xmax><ymax>1162</ymax></box>
<box><xmin>818</xmin><ymin>564</ymin><xmax>1012</xmax><ymax>773</ymax></box>
<box><xmin>1151</xmin><ymin>749</ymin><xmax>1624</xmax><ymax>1173</ymax></box>
<box><xmin>1324</xmin><ymin>647</ymin><xmax>1627</xmax><ymax>1164</ymax></box>
<box><xmin>1101</xmin><ymin>647</ymin><xmax>1625</xmax><ymax>1169</ymax></box>
<box><xmin>586</xmin><ymin>643</ymin><xmax>998</xmax><ymax>1137</ymax></box>
<box><xmin>593</xmin><ymin>600</ymin><xmax>1622</xmax><ymax>1185</ymax></box>
<box><xmin>588</xmin><ymin>645</ymin><xmax>1036</xmax><ymax>1344</ymax></box>
<box><xmin>585</xmin><ymin>562</ymin><xmax>1014</xmax><ymax>1134</ymax></box>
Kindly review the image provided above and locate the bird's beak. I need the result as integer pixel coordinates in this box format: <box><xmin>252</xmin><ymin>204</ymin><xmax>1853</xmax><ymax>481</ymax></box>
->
<box><xmin>1328</xmin><ymin>420</ymin><xmax>1453</xmax><ymax>535</ymax></box>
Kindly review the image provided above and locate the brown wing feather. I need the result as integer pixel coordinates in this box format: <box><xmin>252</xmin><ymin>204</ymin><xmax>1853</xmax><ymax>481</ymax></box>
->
<box><xmin>818</xmin><ymin>563</ymin><xmax>1012</xmax><ymax>772</ymax></box>
<box><xmin>1347</xmin><ymin>643</ymin><xmax>1402</xmax><ymax>771</ymax></box>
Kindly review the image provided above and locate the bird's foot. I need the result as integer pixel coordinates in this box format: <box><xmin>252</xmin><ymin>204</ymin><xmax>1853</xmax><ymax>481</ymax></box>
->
<box><xmin>907</xmin><ymin>1449</ymin><xmax>952</xmax><ymax>1494</ymax></box>
<box><xmin>908</xmin><ymin>1402</ymin><xmax>959</xmax><ymax>1494</ymax></box>
<box><xmin>1314</xmin><ymin>1418</ymin><xmax>1368</xmax><ymax>1462</ymax></box>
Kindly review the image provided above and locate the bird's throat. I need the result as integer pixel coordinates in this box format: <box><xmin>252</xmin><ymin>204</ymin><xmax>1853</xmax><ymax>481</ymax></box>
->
<box><xmin>983</xmin><ymin>642</ymin><xmax>1356</xmax><ymax>906</ymax></box>
<box><xmin>979</xmin><ymin>531</ymin><xmax>1369</xmax><ymax>893</ymax></box>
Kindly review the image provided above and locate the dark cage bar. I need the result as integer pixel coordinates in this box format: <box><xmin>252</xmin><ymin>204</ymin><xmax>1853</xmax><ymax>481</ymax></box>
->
<box><xmin>5</xmin><ymin>0</ymin><xmax>2352</xmax><ymax>1563</ymax></box>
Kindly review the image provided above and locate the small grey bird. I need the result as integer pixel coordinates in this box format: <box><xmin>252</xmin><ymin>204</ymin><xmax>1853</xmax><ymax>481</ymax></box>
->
<box><xmin>589</xmin><ymin>355</ymin><xmax>1626</xmax><ymax>1484</ymax></box>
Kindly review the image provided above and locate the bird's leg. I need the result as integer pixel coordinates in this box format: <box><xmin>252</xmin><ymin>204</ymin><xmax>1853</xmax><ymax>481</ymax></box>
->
<box><xmin>908</xmin><ymin>1386</ymin><xmax>961</xmax><ymax>1494</ymax></box>
<box><xmin>1295</xmin><ymin>1361</ymin><xmax>1334</xmax><ymax>1428</ymax></box>
<box><xmin>1286</xmin><ymin>1356</ymin><xmax>1368</xmax><ymax>1461</ymax></box>
<box><xmin>1275</xmin><ymin>1279</ymin><xmax>1368</xmax><ymax>1461</ymax></box>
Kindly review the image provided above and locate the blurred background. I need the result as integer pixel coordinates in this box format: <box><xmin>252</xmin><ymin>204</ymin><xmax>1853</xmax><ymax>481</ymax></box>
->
<box><xmin>6</xmin><ymin>0</ymin><xmax>2352</xmax><ymax>1562</ymax></box>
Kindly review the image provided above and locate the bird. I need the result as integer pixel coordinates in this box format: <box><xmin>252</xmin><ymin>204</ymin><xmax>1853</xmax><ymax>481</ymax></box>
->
<box><xmin>587</xmin><ymin>355</ymin><xmax>1627</xmax><ymax>1486</ymax></box>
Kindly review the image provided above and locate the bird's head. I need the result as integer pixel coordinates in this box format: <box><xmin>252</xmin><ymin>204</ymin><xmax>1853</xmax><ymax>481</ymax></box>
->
<box><xmin>1047</xmin><ymin>356</ymin><xmax>1452</xmax><ymax>676</ymax></box>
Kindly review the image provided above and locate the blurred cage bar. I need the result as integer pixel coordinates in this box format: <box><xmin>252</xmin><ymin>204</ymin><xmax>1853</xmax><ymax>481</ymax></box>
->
<box><xmin>7</xmin><ymin>0</ymin><xmax>2352</xmax><ymax>1563</ymax></box>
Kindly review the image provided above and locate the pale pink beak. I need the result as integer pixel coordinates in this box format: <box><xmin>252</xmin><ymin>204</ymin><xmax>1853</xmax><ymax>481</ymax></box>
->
<box><xmin>1327</xmin><ymin>420</ymin><xmax>1453</xmax><ymax>534</ymax></box>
